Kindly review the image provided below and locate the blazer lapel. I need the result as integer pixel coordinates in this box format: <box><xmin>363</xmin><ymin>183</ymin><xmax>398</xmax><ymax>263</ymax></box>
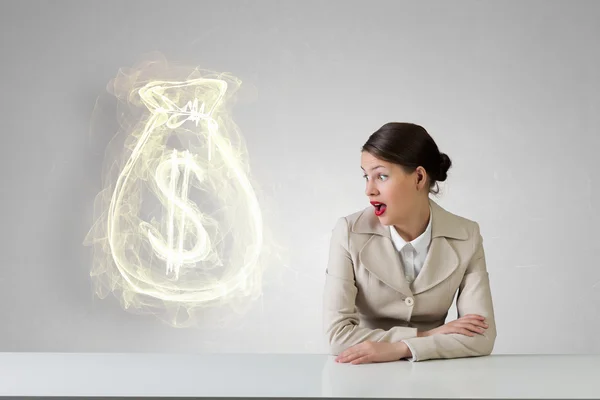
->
<box><xmin>411</xmin><ymin>236</ymin><xmax>458</xmax><ymax>294</ymax></box>
<box><xmin>358</xmin><ymin>234</ymin><xmax>413</xmax><ymax>297</ymax></box>
<box><xmin>412</xmin><ymin>199</ymin><xmax>467</xmax><ymax>294</ymax></box>
<box><xmin>352</xmin><ymin>203</ymin><xmax>413</xmax><ymax>297</ymax></box>
<box><xmin>351</xmin><ymin>198</ymin><xmax>468</xmax><ymax>297</ymax></box>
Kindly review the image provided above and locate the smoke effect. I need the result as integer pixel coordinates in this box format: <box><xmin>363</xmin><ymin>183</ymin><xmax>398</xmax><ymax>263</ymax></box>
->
<box><xmin>84</xmin><ymin>53</ymin><xmax>283</xmax><ymax>328</ymax></box>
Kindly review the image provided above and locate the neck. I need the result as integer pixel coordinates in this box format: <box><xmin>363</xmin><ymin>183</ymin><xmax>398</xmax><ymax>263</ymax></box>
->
<box><xmin>392</xmin><ymin>199</ymin><xmax>431</xmax><ymax>242</ymax></box>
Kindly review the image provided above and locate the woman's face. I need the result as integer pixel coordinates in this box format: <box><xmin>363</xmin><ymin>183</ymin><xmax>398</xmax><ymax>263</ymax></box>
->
<box><xmin>360</xmin><ymin>151</ymin><xmax>424</xmax><ymax>226</ymax></box>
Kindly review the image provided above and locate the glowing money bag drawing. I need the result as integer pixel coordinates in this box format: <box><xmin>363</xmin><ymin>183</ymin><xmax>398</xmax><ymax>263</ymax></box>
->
<box><xmin>84</xmin><ymin>57</ymin><xmax>267</xmax><ymax>326</ymax></box>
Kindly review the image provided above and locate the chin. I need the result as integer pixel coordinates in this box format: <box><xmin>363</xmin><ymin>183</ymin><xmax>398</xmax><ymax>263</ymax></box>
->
<box><xmin>376</xmin><ymin>214</ymin><xmax>392</xmax><ymax>226</ymax></box>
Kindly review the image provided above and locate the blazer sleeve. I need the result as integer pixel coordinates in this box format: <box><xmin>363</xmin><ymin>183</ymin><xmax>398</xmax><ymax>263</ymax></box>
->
<box><xmin>401</xmin><ymin>222</ymin><xmax>497</xmax><ymax>361</ymax></box>
<box><xmin>323</xmin><ymin>217</ymin><xmax>418</xmax><ymax>355</ymax></box>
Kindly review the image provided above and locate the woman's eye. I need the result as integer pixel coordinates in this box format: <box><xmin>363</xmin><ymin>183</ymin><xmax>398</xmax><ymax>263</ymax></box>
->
<box><xmin>379</xmin><ymin>175</ymin><xmax>388</xmax><ymax>181</ymax></box>
<box><xmin>363</xmin><ymin>174</ymin><xmax>369</xmax><ymax>180</ymax></box>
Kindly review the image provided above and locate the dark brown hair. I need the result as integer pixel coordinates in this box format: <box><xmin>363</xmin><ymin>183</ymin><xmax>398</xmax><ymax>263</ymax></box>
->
<box><xmin>361</xmin><ymin>122</ymin><xmax>451</xmax><ymax>195</ymax></box>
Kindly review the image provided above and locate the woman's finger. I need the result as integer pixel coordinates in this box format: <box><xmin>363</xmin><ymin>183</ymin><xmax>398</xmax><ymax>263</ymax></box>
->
<box><xmin>467</xmin><ymin>323</ymin><xmax>486</xmax><ymax>334</ymax></box>
<box><xmin>351</xmin><ymin>355</ymin><xmax>373</xmax><ymax>365</ymax></box>
<box><xmin>459</xmin><ymin>328</ymin><xmax>475</xmax><ymax>337</ymax></box>
<box><xmin>459</xmin><ymin>317</ymin><xmax>488</xmax><ymax>328</ymax></box>
<box><xmin>339</xmin><ymin>350</ymin><xmax>365</xmax><ymax>363</ymax></box>
<box><xmin>336</xmin><ymin>348</ymin><xmax>357</xmax><ymax>362</ymax></box>
<box><xmin>469</xmin><ymin>320</ymin><xmax>489</xmax><ymax>328</ymax></box>
<box><xmin>459</xmin><ymin>317</ymin><xmax>485</xmax><ymax>325</ymax></box>
<box><xmin>457</xmin><ymin>322</ymin><xmax>485</xmax><ymax>334</ymax></box>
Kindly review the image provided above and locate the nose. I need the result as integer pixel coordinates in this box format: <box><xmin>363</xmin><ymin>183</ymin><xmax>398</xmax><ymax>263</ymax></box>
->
<box><xmin>365</xmin><ymin>179</ymin><xmax>379</xmax><ymax>197</ymax></box>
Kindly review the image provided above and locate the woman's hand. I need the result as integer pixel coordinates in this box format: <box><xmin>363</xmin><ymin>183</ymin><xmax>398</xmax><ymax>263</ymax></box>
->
<box><xmin>420</xmin><ymin>314</ymin><xmax>488</xmax><ymax>337</ymax></box>
<box><xmin>335</xmin><ymin>341</ymin><xmax>411</xmax><ymax>365</ymax></box>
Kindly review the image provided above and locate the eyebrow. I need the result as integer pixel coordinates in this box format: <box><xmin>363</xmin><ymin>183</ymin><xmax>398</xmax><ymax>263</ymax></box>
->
<box><xmin>361</xmin><ymin>165</ymin><xmax>387</xmax><ymax>172</ymax></box>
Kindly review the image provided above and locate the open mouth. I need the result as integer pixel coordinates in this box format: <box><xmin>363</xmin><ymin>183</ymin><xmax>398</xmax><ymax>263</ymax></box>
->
<box><xmin>370</xmin><ymin>201</ymin><xmax>387</xmax><ymax>216</ymax></box>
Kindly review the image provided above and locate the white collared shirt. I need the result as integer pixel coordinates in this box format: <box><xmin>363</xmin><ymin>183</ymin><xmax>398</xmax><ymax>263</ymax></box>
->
<box><xmin>389</xmin><ymin>206</ymin><xmax>433</xmax><ymax>362</ymax></box>
<box><xmin>389</xmin><ymin>206</ymin><xmax>433</xmax><ymax>284</ymax></box>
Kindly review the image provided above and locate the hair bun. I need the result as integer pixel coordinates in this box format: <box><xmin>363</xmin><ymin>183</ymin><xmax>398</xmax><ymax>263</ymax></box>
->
<box><xmin>438</xmin><ymin>153</ymin><xmax>452</xmax><ymax>181</ymax></box>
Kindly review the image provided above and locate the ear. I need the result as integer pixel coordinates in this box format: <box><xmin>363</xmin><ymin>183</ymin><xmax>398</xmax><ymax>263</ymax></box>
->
<box><xmin>415</xmin><ymin>167</ymin><xmax>427</xmax><ymax>188</ymax></box>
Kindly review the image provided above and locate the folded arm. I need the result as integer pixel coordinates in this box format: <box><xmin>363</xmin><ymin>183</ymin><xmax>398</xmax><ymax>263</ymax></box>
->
<box><xmin>402</xmin><ymin>222</ymin><xmax>497</xmax><ymax>361</ymax></box>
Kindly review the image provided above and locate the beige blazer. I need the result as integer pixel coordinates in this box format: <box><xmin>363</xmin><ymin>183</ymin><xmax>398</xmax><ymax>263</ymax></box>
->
<box><xmin>323</xmin><ymin>198</ymin><xmax>496</xmax><ymax>361</ymax></box>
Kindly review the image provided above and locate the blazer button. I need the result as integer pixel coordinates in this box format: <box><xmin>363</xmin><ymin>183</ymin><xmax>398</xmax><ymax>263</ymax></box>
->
<box><xmin>405</xmin><ymin>297</ymin><xmax>414</xmax><ymax>307</ymax></box>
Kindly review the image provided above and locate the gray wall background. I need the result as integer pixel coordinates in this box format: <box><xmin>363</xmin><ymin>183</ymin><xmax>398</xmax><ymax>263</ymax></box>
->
<box><xmin>1</xmin><ymin>0</ymin><xmax>599</xmax><ymax>354</ymax></box>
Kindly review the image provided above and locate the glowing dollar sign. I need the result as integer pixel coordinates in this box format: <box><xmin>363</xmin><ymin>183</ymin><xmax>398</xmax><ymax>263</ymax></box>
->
<box><xmin>140</xmin><ymin>149</ymin><xmax>222</xmax><ymax>280</ymax></box>
<box><xmin>87</xmin><ymin>63</ymin><xmax>266</xmax><ymax>319</ymax></box>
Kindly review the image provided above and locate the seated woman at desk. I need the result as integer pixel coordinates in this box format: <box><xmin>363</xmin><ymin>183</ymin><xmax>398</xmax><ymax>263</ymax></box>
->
<box><xmin>323</xmin><ymin>122</ymin><xmax>496</xmax><ymax>364</ymax></box>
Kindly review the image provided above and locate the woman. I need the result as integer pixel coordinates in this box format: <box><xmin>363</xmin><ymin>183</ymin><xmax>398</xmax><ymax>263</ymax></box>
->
<box><xmin>323</xmin><ymin>122</ymin><xmax>496</xmax><ymax>364</ymax></box>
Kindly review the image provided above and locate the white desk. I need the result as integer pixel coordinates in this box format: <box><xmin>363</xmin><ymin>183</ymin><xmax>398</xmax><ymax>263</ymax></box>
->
<box><xmin>1</xmin><ymin>353</ymin><xmax>598</xmax><ymax>398</ymax></box>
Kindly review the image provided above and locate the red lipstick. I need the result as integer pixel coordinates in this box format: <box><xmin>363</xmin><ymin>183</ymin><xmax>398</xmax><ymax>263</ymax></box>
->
<box><xmin>370</xmin><ymin>201</ymin><xmax>387</xmax><ymax>216</ymax></box>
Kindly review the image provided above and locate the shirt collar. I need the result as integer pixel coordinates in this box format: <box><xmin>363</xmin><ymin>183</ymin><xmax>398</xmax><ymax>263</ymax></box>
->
<box><xmin>389</xmin><ymin>206</ymin><xmax>433</xmax><ymax>255</ymax></box>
